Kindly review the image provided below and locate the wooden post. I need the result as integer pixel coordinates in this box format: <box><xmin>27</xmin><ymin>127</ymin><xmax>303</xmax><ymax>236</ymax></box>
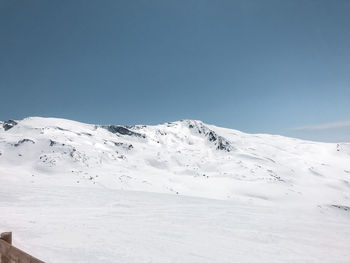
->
<box><xmin>0</xmin><ymin>232</ymin><xmax>12</xmax><ymax>245</ymax></box>
<box><xmin>1</xmin><ymin>232</ymin><xmax>12</xmax><ymax>263</ymax></box>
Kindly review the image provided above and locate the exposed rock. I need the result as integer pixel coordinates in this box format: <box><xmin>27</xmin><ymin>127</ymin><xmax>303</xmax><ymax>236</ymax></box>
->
<box><xmin>114</xmin><ymin>142</ymin><xmax>133</xmax><ymax>150</ymax></box>
<box><xmin>56</xmin><ymin>127</ymin><xmax>69</xmax><ymax>132</ymax></box>
<box><xmin>80</xmin><ymin>132</ymin><xmax>92</xmax><ymax>137</ymax></box>
<box><xmin>3</xmin><ymin>120</ymin><xmax>18</xmax><ymax>131</ymax></box>
<box><xmin>49</xmin><ymin>140</ymin><xmax>56</xmax><ymax>146</ymax></box>
<box><xmin>331</xmin><ymin>205</ymin><xmax>350</xmax><ymax>211</ymax></box>
<box><xmin>186</xmin><ymin>120</ymin><xmax>234</xmax><ymax>152</ymax></box>
<box><xmin>13</xmin><ymin>139</ymin><xmax>35</xmax><ymax>147</ymax></box>
<box><xmin>49</xmin><ymin>140</ymin><xmax>66</xmax><ymax>147</ymax></box>
<box><xmin>103</xmin><ymin>125</ymin><xmax>145</xmax><ymax>138</ymax></box>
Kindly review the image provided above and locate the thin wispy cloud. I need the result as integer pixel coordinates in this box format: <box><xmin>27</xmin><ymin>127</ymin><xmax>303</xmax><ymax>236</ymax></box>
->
<box><xmin>292</xmin><ymin>121</ymin><xmax>350</xmax><ymax>131</ymax></box>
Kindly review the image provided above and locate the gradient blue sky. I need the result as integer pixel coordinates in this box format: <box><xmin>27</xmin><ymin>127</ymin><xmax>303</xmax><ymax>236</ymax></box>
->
<box><xmin>1</xmin><ymin>0</ymin><xmax>349</xmax><ymax>142</ymax></box>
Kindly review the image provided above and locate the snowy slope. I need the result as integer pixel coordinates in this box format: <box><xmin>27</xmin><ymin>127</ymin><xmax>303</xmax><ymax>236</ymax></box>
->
<box><xmin>0</xmin><ymin>116</ymin><xmax>349</xmax><ymax>203</ymax></box>
<box><xmin>0</xmin><ymin>117</ymin><xmax>350</xmax><ymax>262</ymax></box>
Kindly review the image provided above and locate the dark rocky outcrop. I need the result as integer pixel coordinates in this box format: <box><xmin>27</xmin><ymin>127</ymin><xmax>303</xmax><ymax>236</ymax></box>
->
<box><xmin>103</xmin><ymin>125</ymin><xmax>145</xmax><ymax>138</ymax></box>
<box><xmin>331</xmin><ymin>205</ymin><xmax>350</xmax><ymax>211</ymax></box>
<box><xmin>3</xmin><ymin>120</ymin><xmax>18</xmax><ymax>131</ymax></box>
<box><xmin>49</xmin><ymin>139</ymin><xmax>66</xmax><ymax>147</ymax></box>
<box><xmin>186</xmin><ymin>121</ymin><xmax>234</xmax><ymax>152</ymax></box>
<box><xmin>114</xmin><ymin>142</ymin><xmax>134</xmax><ymax>150</ymax></box>
<box><xmin>13</xmin><ymin>139</ymin><xmax>35</xmax><ymax>147</ymax></box>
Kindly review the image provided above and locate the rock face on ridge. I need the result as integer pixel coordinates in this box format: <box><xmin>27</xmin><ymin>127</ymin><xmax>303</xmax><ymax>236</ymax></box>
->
<box><xmin>184</xmin><ymin>120</ymin><xmax>234</xmax><ymax>152</ymax></box>
<box><xmin>103</xmin><ymin>125</ymin><xmax>146</xmax><ymax>138</ymax></box>
<box><xmin>2</xmin><ymin>119</ymin><xmax>18</xmax><ymax>131</ymax></box>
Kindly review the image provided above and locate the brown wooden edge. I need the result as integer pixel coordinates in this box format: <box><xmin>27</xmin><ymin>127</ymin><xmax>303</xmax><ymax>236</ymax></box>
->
<box><xmin>0</xmin><ymin>232</ymin><xmax>45</xmax><ymax>263</ymax></box>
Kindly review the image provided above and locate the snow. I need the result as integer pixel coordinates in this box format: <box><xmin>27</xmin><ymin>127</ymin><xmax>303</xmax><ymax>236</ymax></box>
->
<box><xmin>0</xmin><ymin>117</ymin><xmax>350</xmax><ymax>262</ymax></box>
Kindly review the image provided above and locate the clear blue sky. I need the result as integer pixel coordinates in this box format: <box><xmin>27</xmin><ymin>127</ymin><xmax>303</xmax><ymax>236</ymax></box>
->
<box><xmin>1</xmin><ymin>0</ymin><xmax>349</xmax><ymax>142</ymax></box>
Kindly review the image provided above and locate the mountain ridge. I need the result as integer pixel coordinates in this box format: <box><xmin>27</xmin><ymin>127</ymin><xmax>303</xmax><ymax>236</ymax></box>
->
<box><xmin>0</xmin><ymin>116</ymin><xmax>349</xmax><ymax>205</ymax></box>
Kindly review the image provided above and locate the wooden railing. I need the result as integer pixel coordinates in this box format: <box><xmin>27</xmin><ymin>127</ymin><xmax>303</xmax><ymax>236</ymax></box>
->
<box><xmin>0</xmin><ymin>232</ymin><xmax>45</xmax><ymax>263</ymax></box>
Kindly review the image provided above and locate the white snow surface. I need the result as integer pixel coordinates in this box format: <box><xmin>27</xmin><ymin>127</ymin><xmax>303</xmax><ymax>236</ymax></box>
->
<box><xmin>0</xmin><ymin>117</ymin><xmax>349</xmax><ymax>262</ymax></box>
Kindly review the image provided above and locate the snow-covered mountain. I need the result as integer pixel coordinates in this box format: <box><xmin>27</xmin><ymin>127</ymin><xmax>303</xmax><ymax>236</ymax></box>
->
<box><xmin>0</xmin><ymin>116</ymin><xmax>349</xmax><ymax>205</ymax></box>
<box><xmin>1</xmin><ymin>117</ymin><xmax>350</xmax><ymax>263</ymax></box>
